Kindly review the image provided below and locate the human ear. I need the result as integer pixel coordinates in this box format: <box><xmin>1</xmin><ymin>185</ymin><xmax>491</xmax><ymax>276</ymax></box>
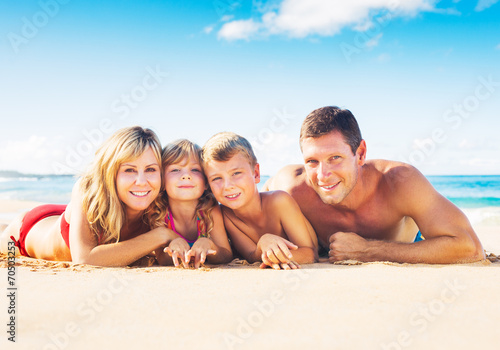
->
<box><xmin>254</xmin><ymin>163</ymin><xmax>261</xmax><ymax>184</ymax></box>
<box><xmin>356</xmin><ymin>140</ymin><xmax>367</xmax><ymax>166</ymax></box>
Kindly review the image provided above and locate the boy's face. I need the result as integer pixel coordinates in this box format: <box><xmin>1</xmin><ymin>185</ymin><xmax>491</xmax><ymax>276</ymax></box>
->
<box><xmin>204</xmin><ymin>153</ymin><xmax>260</xmax><ymax>210</ymax></box>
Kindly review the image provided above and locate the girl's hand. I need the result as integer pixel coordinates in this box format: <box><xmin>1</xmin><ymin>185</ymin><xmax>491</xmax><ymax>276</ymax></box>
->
<box><xmin>164</xmin><ymin>238</ymin><xmax>191</xmax><ymax>268</ymax></box>
<box><xmin>186</xmin><ymin>237</ymin><xmax>217</xmax><ymax>269</ymax></box>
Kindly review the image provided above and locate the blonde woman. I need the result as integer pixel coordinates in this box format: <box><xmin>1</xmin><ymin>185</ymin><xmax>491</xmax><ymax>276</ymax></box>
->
<box><xmin>0</xmin><ymin>126</ymin><xmax>176</xmax><ymax>266</ymax></box>
<box><xmin>156</xmin><ymin>139</ymin><xmax>233</xmax><ymax>268</ymax></box>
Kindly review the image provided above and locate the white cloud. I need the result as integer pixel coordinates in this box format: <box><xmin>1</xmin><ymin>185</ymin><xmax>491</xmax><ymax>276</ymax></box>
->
<box><xmin>203</xmin><ymin>26</ymin><xmax>214</xmax><ymax>34</ymax></box>
<box><xmin>475</xmin><ymin>0</ymin><xmax>500</xmax><ymax>11</ymax></box>
<box><xmin>218</xmin><ymin>19</ymin><xmax>261</xmax><ymax>41</ymax></box>
<box><xmin>220</xmin><ymin>15</ymin><xmax>234</xmax><ymax>22</ymax></box>
<box><xmin>218</xmin><ymin>0</ymin><xmax>439</xmax><ymax>40</ymax></box>
<box><xmin>366</xmin><ymin>33</ymin><xmax>383</xmax><ymax>48</ymax></box>
<box><xmin>377</xmin><ymin>53</ymin><xmax>391</xmax><ymax>62</ymax></box>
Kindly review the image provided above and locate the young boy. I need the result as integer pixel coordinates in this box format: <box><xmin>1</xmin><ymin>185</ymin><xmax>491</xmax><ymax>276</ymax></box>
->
<box><xmin>202</xmin><ymin>132</ymin><xmax>318</xmax><ymax>270</ymax></box>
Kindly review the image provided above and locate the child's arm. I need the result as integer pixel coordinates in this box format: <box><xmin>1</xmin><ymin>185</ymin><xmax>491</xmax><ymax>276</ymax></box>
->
<box><xmin>271</xmin><ymin>191</ymin><xmax>318</xmax><ymax>264</ymax></box>
<box><xmin>223</xmin><ymin>210</ymin><xmax>299</xmax><ymax>269</ymax></box>
<box><xmin>162</xmin><ymin>237</ymin><xmax>192</xmax><ymax>268</ymax></box>
<box><xmin>186</xmin><ymin>205</ymin><xmax>233</xmax><ymax>268</ymax></box>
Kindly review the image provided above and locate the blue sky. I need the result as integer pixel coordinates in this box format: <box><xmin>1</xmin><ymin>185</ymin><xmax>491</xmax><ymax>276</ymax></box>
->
<box><xmin>1</xmin><ymin>0</ymin><xmax>499</xmax><ymax>175</ymax></box>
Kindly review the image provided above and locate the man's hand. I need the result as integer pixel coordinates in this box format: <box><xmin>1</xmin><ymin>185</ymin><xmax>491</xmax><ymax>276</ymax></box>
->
<box><xmin>328</xmin><ymin>232</ymin><xmax>369</xmax><ymax>263</ymax></box>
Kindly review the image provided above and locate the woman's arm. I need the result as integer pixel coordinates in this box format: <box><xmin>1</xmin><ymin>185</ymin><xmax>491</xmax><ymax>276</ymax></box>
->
<box><xmin>68</xmin><ymin>180</ymin><xmax>176</xmax><ymax>266</ymax></box>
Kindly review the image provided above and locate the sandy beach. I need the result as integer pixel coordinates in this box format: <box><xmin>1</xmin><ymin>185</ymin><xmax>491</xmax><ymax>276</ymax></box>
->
<box><xmin>1</xmin><ymin>200</ymin><xmax>499</xmax><ymax>350</ymax></box>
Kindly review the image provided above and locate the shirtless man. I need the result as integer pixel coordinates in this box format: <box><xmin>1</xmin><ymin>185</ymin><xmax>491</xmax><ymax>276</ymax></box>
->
<box><xmin>263</xmin><ymin>106</ymin><xmax>485</xmax><ymax>264</ymax></box>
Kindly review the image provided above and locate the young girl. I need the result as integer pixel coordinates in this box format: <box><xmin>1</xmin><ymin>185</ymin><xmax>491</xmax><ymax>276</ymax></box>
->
<box><xmin>0</xmin><ymin>126</ymin><xmax>177</xmax><ymax>266</ymax></box>
<box><xmin>156</xmin><ymin>139</ymin><xmax>233</xmax><ymax>268</ymax></box>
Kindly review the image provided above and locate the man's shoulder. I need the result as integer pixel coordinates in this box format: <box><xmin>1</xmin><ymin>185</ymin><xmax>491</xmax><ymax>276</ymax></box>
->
<box><xmin>264</xmin><ymin>164</ymin><xmax>306</xmax><ymax>192</ymax></box>
<box><xmin>368</xmin><ymin>159</ymin><xmax>422</xmax><ymax>182</ymax></box>
<box><xmin>367</xmin><ymin>159</ymin><xmax>429</xmax><ymax>198</ymax></box>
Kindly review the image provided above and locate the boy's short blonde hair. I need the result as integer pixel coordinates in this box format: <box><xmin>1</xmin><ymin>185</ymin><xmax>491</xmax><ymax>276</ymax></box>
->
<box><xmin>202</xmin><ymin>132</ymin><xmax>257</xmax><ymax>168</ymax></box>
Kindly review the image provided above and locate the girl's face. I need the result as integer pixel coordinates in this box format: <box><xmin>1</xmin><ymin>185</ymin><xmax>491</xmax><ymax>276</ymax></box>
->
<box><xmin>116</xmin><ymin>146</ymin><xmax>161</xmax><ymax>216</ymax></box>
<box><xmin>164</xmin><ymin>155</ymin><xmax>206</xmax><ymax>202</ymax></box>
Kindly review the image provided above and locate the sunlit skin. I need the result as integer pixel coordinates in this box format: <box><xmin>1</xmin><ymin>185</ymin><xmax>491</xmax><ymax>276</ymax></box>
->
<box><xmin>263</xmin><ymin>130</ymin><xmax>485</xmax><ymax>264</ymax></box>
<box><xmin>116</xmin><ymin>147</ymin><xmax>162</xmax><ymax>222</ymax></box>
<box><xmin>0</xmin><ymin>146</ymin><xmax>177</xmax><ymax>266</ymax></box>
<box><xmin>302</xmin><ymin>131</ymin><xmax>364</xmax><ymax>207</ymax></box>
<box><xmin>156</xmin><ymin>155</ymin><xmax>233</xmax><ymax>268</ymax></box>
<box><xmin>164</xmin><ymin>155</ymin><xmax>206</xmax><ymax>206</ymax></box>
<box><xmin>205</xmin><ymin>153</ymin><xmax>317</xmax><ymax>270</ymax></box>
<box><xmin>205</xmin><ymin>153</ymin><xmax>261</xmax><ymax>212</ymax></box>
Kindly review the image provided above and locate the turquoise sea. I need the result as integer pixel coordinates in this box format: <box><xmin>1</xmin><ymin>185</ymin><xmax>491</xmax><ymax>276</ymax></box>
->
<box><xmin>1</xmin><ymin>172</ymin><xmax>499</xmax><ymax>226</ymax></box>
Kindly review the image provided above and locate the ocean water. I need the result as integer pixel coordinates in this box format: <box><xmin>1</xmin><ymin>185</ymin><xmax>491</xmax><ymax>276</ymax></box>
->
<box><xmin>0</xmin><ymin>174</ymin><xmax>499</xmax><ymax>226</ymax></box>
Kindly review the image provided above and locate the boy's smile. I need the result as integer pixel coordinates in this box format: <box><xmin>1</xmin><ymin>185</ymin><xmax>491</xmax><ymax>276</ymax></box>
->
<box><xmin>204</xmin><ymin>153</ymin><xmax>260</xmax><ymax>210</ymax></box>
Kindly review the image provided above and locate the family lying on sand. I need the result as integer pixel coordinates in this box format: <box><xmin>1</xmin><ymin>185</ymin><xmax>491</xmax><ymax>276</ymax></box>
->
<box><xmin>0</xmin><ymin>106</ymin><xmax>485</xmax><ymax>268</ymax></box>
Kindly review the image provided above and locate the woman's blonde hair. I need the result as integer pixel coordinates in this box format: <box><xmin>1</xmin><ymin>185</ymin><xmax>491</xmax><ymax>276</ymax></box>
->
<box><xmin>162</xmin><ymin>139</ymin><xmax>217</xmax><ymax>237</ymax></box>
<box><xmin>79</xmin><ymin>126</ymin><xmax>166</xmax><ymax>244</ymax></box>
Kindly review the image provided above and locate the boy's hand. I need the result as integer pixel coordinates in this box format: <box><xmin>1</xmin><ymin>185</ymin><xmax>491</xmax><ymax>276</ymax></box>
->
<box><xmin>164</xmin><ymin>238</ymin><xmax>191</xmax><ymax>268</ymax></box>
<box><xmin>259</xmin><ymin>260</ymin><xmax>300</xmax><ymax>270</ymax></box>
<box><xmin>257</xmin><ymin>234</ymin><xmax>298</xmax><ymax>270</ymax></box>
<box><xmin>186</xmin><ymin>237</ymin><xmax>217</xmax><ymax>269</ymax></box>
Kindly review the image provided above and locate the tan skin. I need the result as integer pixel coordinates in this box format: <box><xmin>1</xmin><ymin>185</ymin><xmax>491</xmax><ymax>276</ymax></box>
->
<box><xmin>0</xmin><ymin>147</ymin><xmax>177</xmax><ymax>266</ymax></box>
<box><xmin>263</xmin><ymin>131</ymin><xmax>485</xmax><ymax>264</ymax></box>
<box><xmin>205</xmin><ymin>154</ymin><xmax>318</xmax><ymax>270</ymax></box>
<box><xmin>155</xmin><ymin>155</ymin><xmax>233</xmax><ymax>268</ymax></box>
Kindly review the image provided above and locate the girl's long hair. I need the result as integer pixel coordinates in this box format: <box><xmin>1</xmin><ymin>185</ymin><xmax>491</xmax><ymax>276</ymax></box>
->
<box><xmin>79</xmin><ymin>126</ymin><xmax>166</xmax><ymax>244</ymax></box>
<box><xmin>162</xmin><ymin>139</ymin><xmax>217</xmax><ymax>237</ymax></box>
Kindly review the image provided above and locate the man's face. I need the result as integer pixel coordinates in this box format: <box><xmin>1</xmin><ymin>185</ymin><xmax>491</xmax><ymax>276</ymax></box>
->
<box><xmin>302</xmin><ymin>131</ymin><xmax>365</xmax><ymax>205</ymax></box>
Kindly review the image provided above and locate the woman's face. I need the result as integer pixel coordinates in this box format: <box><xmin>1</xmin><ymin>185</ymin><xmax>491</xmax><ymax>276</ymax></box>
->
<box><xmin>116</xmin><ymin>146</ymin><xmax>161</xmax><ymax>217</ymax></box>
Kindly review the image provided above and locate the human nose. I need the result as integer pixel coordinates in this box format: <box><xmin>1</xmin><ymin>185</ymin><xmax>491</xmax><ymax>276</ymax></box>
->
<box><xmin>181</xmin><ymin>170</ymin><xmax>191</xmax><ymax>180</ymax></box>
<box><xmin>135</xmin><ymin>170</ymin><xmax>148</xmax><ymax>185</ymax></box>
<box><xmin>317</xmin><ymin>162</ymin><xmax>331</xmax><ymax>182</ymax></box>
<box><xmin>222</xmin><ymin>177</ymin><xmax>233</xmax><ymax>191</ymax></box>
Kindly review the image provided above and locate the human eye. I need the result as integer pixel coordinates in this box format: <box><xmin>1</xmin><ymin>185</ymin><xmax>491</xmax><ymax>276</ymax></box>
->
<box><xmin>306</xmin><ymin>159</ymin><xmax>318</xmax><ymax>165</ymax></box>
<box><xmin>123</xmin><ymin>167</ymin><xmax>136</xmax><ymax>173</ymax></box>
<box><xmin>211</xmin><ymin>176</ymin><xmax>222</xmax><ymax>182</ymax></box>
<box><xmin>146</xmin><ymin>167</ymin><xmax>157</xmax><ymax>172</ymax></box>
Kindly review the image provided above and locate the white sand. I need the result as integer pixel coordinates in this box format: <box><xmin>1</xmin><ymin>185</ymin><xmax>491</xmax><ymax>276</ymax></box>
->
<box><xmin>0</xmin><ymin>200</ymin><xmax>499</xmax><ymax>350</ymax></box>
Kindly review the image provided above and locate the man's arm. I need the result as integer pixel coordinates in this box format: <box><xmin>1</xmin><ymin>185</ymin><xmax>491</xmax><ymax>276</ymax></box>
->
<box><xmin>329</xmin><ymin>165</ymin><xmax>485</xmax><ymax>264</ymax></box>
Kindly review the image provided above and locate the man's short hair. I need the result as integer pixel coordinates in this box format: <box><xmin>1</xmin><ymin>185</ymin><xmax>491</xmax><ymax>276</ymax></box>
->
<box><xmin>299</xmin><ymin>106</ymin><xmax>363</xmax><ymax>154</ymax></box>
<box><xmin>202</xmin><ymin>131</ymin><xmax>257</xmax><ymax>168</ymax></box>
